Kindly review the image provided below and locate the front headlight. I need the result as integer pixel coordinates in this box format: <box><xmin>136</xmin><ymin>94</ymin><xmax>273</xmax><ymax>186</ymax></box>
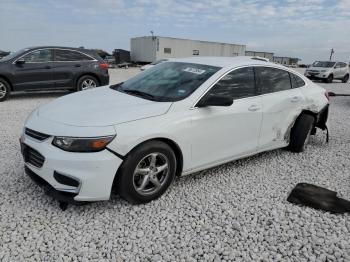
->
<box><xmin>52</xmin><ymin>135</ymin><xmax>115</xmax><ymax>152</ymax></box>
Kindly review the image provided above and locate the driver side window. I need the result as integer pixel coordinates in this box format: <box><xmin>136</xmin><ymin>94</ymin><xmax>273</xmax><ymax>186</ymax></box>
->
<box><xmin>205</xmin><ymin>67</ymin><xmax>256</xmax><ymax>100</ymax></box>
<box><xmin>22</xmin><ymin>49</ymin><xmax>52</xmax><ymax>63</ymax></box>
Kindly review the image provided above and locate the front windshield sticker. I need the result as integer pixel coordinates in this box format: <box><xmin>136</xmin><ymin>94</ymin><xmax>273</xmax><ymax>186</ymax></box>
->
<box><xmin>183</xmin><ymin>67</ymin><xmax>206</xmax><ymax>75</ymax></box>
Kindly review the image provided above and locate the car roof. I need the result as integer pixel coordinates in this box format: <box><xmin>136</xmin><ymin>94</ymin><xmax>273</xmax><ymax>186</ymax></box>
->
<box><xmin>170</xmin><ymin>56</ymin><xmax>280</xmax><ymax>69</ymax></box>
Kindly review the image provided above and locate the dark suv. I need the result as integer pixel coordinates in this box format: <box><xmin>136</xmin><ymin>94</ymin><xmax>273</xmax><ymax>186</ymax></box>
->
<box><xmin>0</xmin><ymin>46</ymin><xmax>110</xmax><ymax>101</ymax></box>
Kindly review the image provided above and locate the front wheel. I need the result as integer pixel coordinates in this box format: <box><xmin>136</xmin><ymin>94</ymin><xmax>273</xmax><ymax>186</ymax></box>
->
<box><xmin>342</xmin><ymin>74</ymin><xmax>349</xmax><ymax>83</ymax></box>
<box><xmin>289</xmin><ymin>114</ymin><xmax>314</xmax><ymax>153</ymax></box>
<box><xmin>0</xmin><ymin>78</ymin><xmax>10</xmax><ymax>102</ymax></box>
<box><xmin>77</xmin><ymin>75</ymin><xmax>99</xmax><ymax>91</ymax></box>
<box><xmin>116</xmin><ymin>141</ymin><xmax>177</xmax><ymax>204</ymax></box>
<box><xmin>326</xmin><ymin>74</ymin><xmax>333</xmax><ymax>83</ymax></box>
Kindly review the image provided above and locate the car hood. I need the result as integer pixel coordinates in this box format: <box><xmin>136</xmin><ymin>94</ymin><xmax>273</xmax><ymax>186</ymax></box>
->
<box><xmin>38</xmin><ymin>86</ymin><xmax>172</xmax><ymax>127</ymax></box>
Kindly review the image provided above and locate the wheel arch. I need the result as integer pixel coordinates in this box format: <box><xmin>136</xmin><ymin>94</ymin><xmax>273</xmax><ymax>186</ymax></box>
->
<box><xmin>0</xmin><ymin>75</ymin><xmax>13</xmax><ymax>91</ymax></box>
<box><xmin>126</xmin><ymin>137</ymin><xmax>184</xmax><ymax>177</ymax></box>
<box><xmin>75</xmin><ymin>73</ymin><xmax>101</xmax><ymax>87</ymax></box>
<box><xmin>111</xmin><ymin>137</ymin><xmax>184</xmax><ymax>195</ymax></box>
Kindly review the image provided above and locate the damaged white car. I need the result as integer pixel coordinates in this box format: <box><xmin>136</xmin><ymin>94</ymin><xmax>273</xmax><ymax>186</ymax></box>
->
<box><xmin>21</xmin><ymin>57</ymin><xmax>329</xmax><ymax>205</ymax></box>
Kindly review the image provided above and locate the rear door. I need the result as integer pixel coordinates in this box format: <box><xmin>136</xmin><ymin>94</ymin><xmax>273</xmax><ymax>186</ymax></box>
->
<box><xmin>52</xmin><ymin>49</ymin><xmax>96</xmax><ymax>88</ymax></box>
<box><xmin>12</xmin><ymin>49</ymin><xmax>54</xmax><ymax>90</ymax></box>
<box><xmin>256</xmin><ymin>66</ymin><xmax>305</xmax><ymax>151</ymax></box>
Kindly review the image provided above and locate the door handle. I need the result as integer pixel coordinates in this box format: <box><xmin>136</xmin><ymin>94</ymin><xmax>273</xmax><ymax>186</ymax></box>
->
<box><xmin>248</xmin><ymin>105</ymin><xmax>260</xmax><ymax>112</ymax></box>
<box><xmin>290</xmin><ymin>96</ymin><xmax>301</xmax><ymax>102</ymax></box>
<box><xmin>75</xmin><ymin>64</ymin><xmax>81</xmax><ymax>67</ymax></box>
<box><xmin>45</xmin><ymin>66</ymin><xmax>51</xmax><ymax>69</ymax></box>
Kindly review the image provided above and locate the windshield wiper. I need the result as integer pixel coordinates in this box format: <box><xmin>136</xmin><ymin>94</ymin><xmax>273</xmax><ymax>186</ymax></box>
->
<box><xmin>122</xmin><ymin>89</ymin><xmax>156</xmax><ymax>100</ymax></box>
<box><xmin>110</xmin><ymin>82</ymin><xmax>124</xmax><ymax>90</ymax></box>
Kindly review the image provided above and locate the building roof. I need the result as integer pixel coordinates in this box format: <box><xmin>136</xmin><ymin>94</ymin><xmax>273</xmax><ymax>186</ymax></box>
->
<box><xmin>132</xmin><ymin>36</ymin><xmax>245</xmax><ymax>47</ymax></box>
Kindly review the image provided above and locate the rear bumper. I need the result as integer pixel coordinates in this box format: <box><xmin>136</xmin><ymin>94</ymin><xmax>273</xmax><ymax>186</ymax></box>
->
<box><xmin>316</xmin><ymin>104</ymin><xmax>329</xmax><ymax>130</ymax></box>
<box><xmin>99</xmin><ymin>73</ymin><xmax>110</xmax><ymax>86</ymax></box>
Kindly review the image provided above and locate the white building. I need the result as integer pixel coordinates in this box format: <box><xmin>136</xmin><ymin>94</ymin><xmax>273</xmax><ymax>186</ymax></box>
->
<box><xmin>131</xmin><ymin>36</ymin><xmax>246</xmax><ymax>63</ymax></box>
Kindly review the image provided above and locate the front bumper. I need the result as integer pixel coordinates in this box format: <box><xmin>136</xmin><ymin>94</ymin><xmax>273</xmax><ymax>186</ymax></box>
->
<box><xmin>305</xmin><ymin>72</ymin><xmax>328</xmax><ymax>79</ymax></box>
<box><xmin>21</xmin><ymin>132</ymin><xmax>122</xmax><ymax>202</ymax></box>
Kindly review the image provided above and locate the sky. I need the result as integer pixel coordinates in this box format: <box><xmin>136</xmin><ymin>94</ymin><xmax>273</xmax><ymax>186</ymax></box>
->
<box><xmin>1</xmin><ymin>0</ymin><xmax>350</xmax><ymax>63</ymax></box>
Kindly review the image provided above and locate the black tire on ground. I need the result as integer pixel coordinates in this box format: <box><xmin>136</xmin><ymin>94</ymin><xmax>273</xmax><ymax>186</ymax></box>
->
<box><xmin>342</xmin><ymin>74</ymin><xmax>349</xmax><ymax>83</ymax></box>
<box><xmin>76</xmin><ymin>75</ymin><xmax>99</xmax><ymax>91</ymax></box>
<box><xmin>289</xmin><ymin>114</ymin><xmax>315</xmax><ymax>153</ymax></box>
<box><xmin>115</xmin><ymin>141</ymin><xmax>177</xmax><ymax>204</ymax></box>
<box><xmin>326</xmin><ymin>74</ymin><xmax>333</xmax><ymax>83</ymax></box>
<box><xmin>0</xmin><ymin>78</ymin><xmax>11</xmax><ymax>102</ymax></box>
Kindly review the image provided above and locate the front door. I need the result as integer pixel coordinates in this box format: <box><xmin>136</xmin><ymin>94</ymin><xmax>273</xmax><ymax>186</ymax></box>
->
<box><xmin>12</xmin><ymin>49</ymin><xmax>54</xmax><ymax>91</ymax></box>
<box><xmin>190</xmin><ymin>67</ymin><xmax>263</xmax><ymax>170</ymax></box>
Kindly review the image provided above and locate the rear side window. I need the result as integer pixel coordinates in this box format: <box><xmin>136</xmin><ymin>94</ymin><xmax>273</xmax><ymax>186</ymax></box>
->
<box><xmin>206</xmin><ymin>67</ymin><xmax>256</xmax><ymax>100</ymax></box>
<box><xmin>22</xmin><ymin>49</ymin><xmax>52</xmax><ymax>63</ymax></box>
<box><xmin>290</xmin><ymin>73</ymin><xmax>305</xmax><ymax>88</ymax></box>
<box><xmin>256</xmin><ymin>67</ymin><xmax>291</xmax><ymax>94</ymax></box>
<box><xmin>55</xmin><ymin>49</ymin><xmax>94</xmax><ymax>62</ymax></box>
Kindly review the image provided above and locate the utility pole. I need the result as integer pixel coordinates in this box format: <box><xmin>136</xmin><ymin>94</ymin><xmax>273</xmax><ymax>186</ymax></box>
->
<box><xmin>329</xmin><ymin>48</ymin><xmax>334</xmax><ymax>61</ymax></box>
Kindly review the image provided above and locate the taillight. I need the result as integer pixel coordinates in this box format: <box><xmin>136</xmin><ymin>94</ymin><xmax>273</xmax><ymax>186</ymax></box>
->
<box><xmin>99</xmin><ymin>63</ymin><xmax>109</xmax><ymax>70</ymax></box>
<box><xmin>325</xmin><ymin>91</ymin><xmax>330</xmax><ymax>101</ymax></box>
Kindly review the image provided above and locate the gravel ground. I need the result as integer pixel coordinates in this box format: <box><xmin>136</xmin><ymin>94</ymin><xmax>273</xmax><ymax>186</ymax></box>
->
<box><xmin>1</xmin><ymin>68</ymin><xmax>350</xmax><ymax>261</ymax></box>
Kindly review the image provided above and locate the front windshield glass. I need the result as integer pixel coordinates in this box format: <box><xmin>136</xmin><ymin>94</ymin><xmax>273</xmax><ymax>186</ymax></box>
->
<box><xmin>0</xmin><ymin>48</ymin><xmax>28</xmax><ymax>62</ymax></box>
<box><xmin>312</xmin><ymin>61</ymin><xmax>336</xmax><ymax>68</ymax></box>
<box><xmin>111</xmin><ymin>62</ymin><xmax>221</xmax><ymax>102</ymax></box>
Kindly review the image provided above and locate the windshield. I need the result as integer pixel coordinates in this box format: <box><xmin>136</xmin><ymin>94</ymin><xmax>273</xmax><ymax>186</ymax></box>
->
<box><xmin>111</xmin><ymin>62</ymin><xmax>221</xmax><ymax>102</ymax></box>
<box><xmin>312</xmin><ymin>61</ymin><xmax>336</xmax><ymax>68</ymax></box>
<box><xmin>0</xmin><ymin>48</ymin><xmax>29</xmax><ymax>62</ymax></box>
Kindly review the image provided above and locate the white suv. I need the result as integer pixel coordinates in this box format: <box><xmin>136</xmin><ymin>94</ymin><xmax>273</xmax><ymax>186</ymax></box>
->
<box><xmin>21</xmin><ymin>57</ymin><xmax>330</xmax><ymax>205</ymax></box>
<box><xmin>305</xmin><ymin>61</ymin><xmax>349</xmax><ymax>83</ymax></box>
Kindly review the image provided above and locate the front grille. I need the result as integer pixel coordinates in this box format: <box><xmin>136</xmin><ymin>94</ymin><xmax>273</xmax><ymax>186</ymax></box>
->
<box><xmin>22</xmin><ymin>144</ymin><xmax>45</xmax><ymax>168</ymax></box>
<box><xmin>25</xmin><ymin>128</ymin><xmax>50</xmax><ymax>141</ymax></box>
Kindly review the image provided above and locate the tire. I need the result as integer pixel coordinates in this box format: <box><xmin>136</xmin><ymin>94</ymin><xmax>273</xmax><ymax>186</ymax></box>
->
<box><xmin>76</xmin><ymin>75</ymin><xmax>99</xmax><ymax>91</ymax></box>
<box><xmin>289</xmin><ymin>114</ymin><xmax>315</xmax><ymax>153</ymax></box>
<box><xmin>116</xmin><ymin>141</ymin><xmax>177</xmax><ymax>204</ymax></box>
<box><xmin>0</xmin><ymin>78</ymin><xmax>10</xmax><ymax>102</ymax></box>
<box><xmin>326</xmin><ymin>74</ymin><xmax>333</xmax><ymax>83</ymax></box>
<box><xmin>342</xmin><ymin>74</ymin><xmax>349</xmax><ymax>83</ymax></box>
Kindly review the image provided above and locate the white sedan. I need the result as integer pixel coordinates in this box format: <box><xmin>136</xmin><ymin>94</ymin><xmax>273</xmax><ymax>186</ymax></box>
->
<box><xmin>21</xmin><ymin>57</ymin><xmax>329</xmax><ymax>205</ymax></box>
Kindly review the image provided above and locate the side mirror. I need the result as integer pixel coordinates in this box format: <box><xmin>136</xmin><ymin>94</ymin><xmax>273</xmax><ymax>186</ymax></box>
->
<box><xmin>16</xmin><ymin>58</ymin><xmax>25</xmax><ymax>65</ymax></box>
<box><xmin>197</xmin><ymin>95</ymin><xmax>233</xmax><ymax>108</ymax></box>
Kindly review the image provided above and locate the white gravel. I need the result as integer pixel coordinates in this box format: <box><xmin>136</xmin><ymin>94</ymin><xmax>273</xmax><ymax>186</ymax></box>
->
<box><xmin>1</xmin><ymin>68</ymin><xmax>350</xmax><ymax>261</ymax></box>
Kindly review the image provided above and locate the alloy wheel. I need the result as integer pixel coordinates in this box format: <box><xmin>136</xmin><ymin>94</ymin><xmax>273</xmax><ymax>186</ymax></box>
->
<box><xmin>132</xmin><ymin>153</ymin><xmax>170</xmax><ymax>196</ymax></box>
<box><xmin>0</xmin><ymin>82</ymin><xmax>6</xmax><ymax>99</ymax></box>
<box><xmin>81</xmin><ymin>79</ymin><xmax>97</xmax><ymax>90</ymax></box>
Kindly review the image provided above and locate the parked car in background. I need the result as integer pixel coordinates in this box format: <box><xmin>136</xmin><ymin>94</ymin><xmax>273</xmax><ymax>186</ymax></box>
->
<box><xmin>21</xmin><ymin>57</ymin><xmax>329</xmax><ymax>205</ymax></box>
<box><xmin>0</xmin><ymin>46</ymin><xmax>109</xmax><ymax>102</ymax></box>
<box><xmin>140</xmin><ymin>59</ymin><xmax>168</xmax><ymax>71</ymax></box>
<box><xmin>305</xmin><ymin>61</ymin><xmax>349</xmax><ymax>83</ymax></box>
